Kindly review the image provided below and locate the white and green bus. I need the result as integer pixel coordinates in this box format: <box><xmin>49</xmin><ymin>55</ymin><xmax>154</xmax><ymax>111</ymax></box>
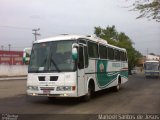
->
<box><xmin>27</xmin><ymin>35</ymin><xmax>128</xmax><ymax>101</ymax></box>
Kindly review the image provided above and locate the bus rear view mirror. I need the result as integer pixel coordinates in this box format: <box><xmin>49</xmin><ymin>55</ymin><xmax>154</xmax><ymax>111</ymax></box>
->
<box><xmin>72</xmin><ymin>48</ymin><xmax>78</xmax><ymax>60</ymax></box>
<box><xmin>72</xmin><ymin>43</ymin><xmax>79</xmax><ymax>60</ymax></box>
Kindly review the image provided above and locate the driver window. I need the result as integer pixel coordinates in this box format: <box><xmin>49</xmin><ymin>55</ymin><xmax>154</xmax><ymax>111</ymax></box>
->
<box><xmin>78</xmin><ymin>46</ymin><xmax>84</xmax><ymax>69</ymax></box>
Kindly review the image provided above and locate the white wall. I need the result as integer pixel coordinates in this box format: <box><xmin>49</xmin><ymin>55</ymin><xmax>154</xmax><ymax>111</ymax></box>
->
<box><xmin>0</xmin><ymin>65</ymin><xmax>28</xmax><ymax>77</ymax></box>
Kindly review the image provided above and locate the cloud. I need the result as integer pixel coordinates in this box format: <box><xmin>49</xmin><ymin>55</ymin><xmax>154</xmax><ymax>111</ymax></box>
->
<box><xmin>30</xmin><ymin>15</ymin><xmax>43</xmax><ymax>20</ymax></box>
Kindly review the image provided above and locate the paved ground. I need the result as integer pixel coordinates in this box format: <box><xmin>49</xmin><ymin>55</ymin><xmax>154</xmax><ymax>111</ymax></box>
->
<box><xmin>0</xmin><ymin>79</ymin><xmax>26</xmax><ymax>98</ymax></box>
<box><xmin>0</xmin><ymin>73</ymin><xmax>160</xmax><ymax>120</ymax></box>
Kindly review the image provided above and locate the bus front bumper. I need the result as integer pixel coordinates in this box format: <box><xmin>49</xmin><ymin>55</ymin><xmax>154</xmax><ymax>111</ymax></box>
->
<box><xmin>27</xmin><ymin>86</ymin><xmax>78</xmax><ymax>97</ymax></box>
<box><xmin>145</xmin><ymin>72</ymin><xmax>159</xmax><ymax>77</ymax></box>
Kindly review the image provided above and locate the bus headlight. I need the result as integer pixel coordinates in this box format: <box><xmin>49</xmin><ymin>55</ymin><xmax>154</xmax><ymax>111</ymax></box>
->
<box><xmin>56</xmin><ymin>86</ymin><xmax>72</xmax><ymax>91</ymax></box>
<box><xmin>27</xmin><ymin>86</ymin><xmax>39</xmax><ymax>91</ymax></box>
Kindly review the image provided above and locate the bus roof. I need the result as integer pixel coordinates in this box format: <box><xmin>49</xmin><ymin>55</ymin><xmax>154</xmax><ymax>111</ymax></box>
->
<box><xmin>34</xmin><ymin>34</ymin><xmax>126</xmax><ymax>51</ymax></box>
<box><xmin>34</xmin><ymin>34</ymin><xmax>85</xmax><ymax>43</ymax></box>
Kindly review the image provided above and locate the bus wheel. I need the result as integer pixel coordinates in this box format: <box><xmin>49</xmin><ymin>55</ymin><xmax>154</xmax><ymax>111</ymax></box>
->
<box><xmin>113</xmin><ymin>78</ymin><xmax>121</xmax><ymax>92</ymax></box>
<box><xmin>83</xmin><ymin>84</ymin><xmax>93</xmax><ymax>102</ymax></box>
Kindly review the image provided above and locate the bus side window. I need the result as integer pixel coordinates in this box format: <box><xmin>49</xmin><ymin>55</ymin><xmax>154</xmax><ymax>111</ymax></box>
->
<box><xmin>84</xmin><ymin>46</ymin><xmax>88</xmax><ymax>68</ymax></box>
<box><xmin>120</xmin><ymin>51</ymin><xmax>126</xmax><ymax>61</ymax></box>
<box><xmin>99</xmin><ymin>45</ymin><xmax>107</xmax><ymax>59</ymax></box>
<box><xmin>108</xmin><ymin>47</ymin><xmax>114</xmax><ymax>60</ymax></box>
<box><xmin>78</xmin><ymin>39</ymin><xmax>87</xmax><ymax>44</ymax></box>
<box><xmin>78</xmin><ymin>46</ymin><xmax>84</xmax><ymax>69</ymax></box>
<box><xmin>115</xmin><ymin>49</ymin><xmax>120</xmax><ymax>61</ymax></box>
<box><xmin>88</xmin><ymin>41</ymin><xmax>99</xmax><ymax>58</ymax></box>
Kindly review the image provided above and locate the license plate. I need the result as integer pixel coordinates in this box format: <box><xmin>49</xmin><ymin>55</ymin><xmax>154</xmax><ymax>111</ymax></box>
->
<box><xmin>43</xmin><ymin>90</ymin><xmax>51</xmax><ymax>94</ymax></box>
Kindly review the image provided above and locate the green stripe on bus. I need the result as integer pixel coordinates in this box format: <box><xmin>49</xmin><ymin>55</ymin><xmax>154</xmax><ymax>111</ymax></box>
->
<box><xmin>96</xmin><ymin>60</ymin><xmax>128</xmax><ymax>88</ymax></box>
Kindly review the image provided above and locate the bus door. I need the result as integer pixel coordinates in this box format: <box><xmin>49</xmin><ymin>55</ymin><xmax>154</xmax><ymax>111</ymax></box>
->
<box><xmin>77</xmin><ymin>45</ymin><xmax>86</xmax><ymax>96</ymax></box>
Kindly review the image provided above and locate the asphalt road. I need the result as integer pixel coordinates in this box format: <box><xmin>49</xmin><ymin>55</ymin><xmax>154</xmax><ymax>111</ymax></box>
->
<box><xmin>0</xmin><ymin>73</ymin><xmax>160</xmax><ymax>120</ymax></box>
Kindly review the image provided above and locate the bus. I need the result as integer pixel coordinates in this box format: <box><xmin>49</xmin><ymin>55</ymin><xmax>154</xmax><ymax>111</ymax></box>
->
<box><xmin>27</xmin><ymin>35</ymin><xmax>128</xmax><ymax>101</ymax></box>
<box><xmin>23</xmin><ymin>48</ymin><xmax>31</xmax><ymax>65</ymax></box>
<box><xmin>144</xmin><ymin>60</ymin><xmax>160</xmax><ymax>78</ymax></box>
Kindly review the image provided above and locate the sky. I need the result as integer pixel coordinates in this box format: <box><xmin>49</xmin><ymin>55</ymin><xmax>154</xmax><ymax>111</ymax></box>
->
<box><xmin>0</xmin><ymin>0</ymin><xmax>159</xmax><ymax>55</ymax></box>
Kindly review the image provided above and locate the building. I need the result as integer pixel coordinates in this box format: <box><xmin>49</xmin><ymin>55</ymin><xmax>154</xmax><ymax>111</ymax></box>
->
<box><xmin>0</xmin><ymin>50</ymin><xmax>23</xmax><ymax>65</ymax></box>
<box><xmin>136</xmin><ymin>54</ymin><xmax>160</xmax><ymax>68</ymax></box>
<box><xmin>146</xmin><ymin>54</ymin><xmax>160</xmax><ymax>61</ymax></box>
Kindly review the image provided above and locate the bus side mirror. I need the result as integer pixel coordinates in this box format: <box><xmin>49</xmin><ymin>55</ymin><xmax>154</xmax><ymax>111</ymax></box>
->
<box><xmin>72</xmin><ymin>48</ymin><xmax>78</xmax><ymax>60</ymax></box>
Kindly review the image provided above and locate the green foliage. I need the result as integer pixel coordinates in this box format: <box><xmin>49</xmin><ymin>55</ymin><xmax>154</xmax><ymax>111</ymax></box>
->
<box><xmin>132</xmin><ymin>0</ymin><xmax>160</xmax><ymax>22</ymax></box>
<box><xmin>94</xmin><ymin>25</ymin><xmax>142</xmax><ymax>74</ymax></box>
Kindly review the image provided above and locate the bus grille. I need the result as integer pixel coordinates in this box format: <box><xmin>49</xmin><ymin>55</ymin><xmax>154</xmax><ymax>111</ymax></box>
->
<box><xmin>39</xmin><ymin>76</ymin><xmax>45</xmax><ymax>81</ymax></box>
<box><xmin>38</xmin><ymin>76</ymin><xmax>58</xmax><ymax>81</ymax></box>
<box><xmin>50</xmin><ymin>76</ymin><xmax>58</xmax><ymax>81</ymax></box>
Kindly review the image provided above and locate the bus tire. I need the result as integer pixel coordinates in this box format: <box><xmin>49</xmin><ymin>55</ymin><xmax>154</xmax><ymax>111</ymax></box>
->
<box><xmin>113</xmin><ymin>77</ymin><xmax>121</xmax><ymax>92</ymax></box>
<box><xmin>83</xmin><ymin>81</ymin><xmax>94</xmax><ymax>102</ymax></box>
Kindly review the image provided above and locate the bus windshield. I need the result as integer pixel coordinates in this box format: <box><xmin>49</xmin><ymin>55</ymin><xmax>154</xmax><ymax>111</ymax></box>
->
<box><xmin>144</xmin><ymin>62</ymin><xmax>159</xmax><ymax>71</ymax></box>
<box><xmin>28</xmin><ymin>40</ymin><xmax>76</xmax><ymax>73</ymax></box>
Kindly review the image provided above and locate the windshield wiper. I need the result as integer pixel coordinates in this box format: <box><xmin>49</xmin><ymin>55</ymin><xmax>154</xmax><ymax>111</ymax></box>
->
<box><xmin>50</xmin><ymin>58</ymin><xmax>61</xmax><ymax>72</ymax></box>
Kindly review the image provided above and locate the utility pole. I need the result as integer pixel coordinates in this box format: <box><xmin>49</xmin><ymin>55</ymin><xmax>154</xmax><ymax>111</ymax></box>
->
<box><xmin>146</xmin><ymin>48</ymin><xmax>149</xmax><ymax>60</ymax></box>
<box><xmin>8</xmin><ymin>44</ymin><xmax>12</xmax><ymax>65</ymax></box>
<box><xmin>32</xmin><ymin>28</ymin><xmax>40</xmax><ymax>41</ymax></box>
<box><xmin>147</xmin><ymin>48</ymin><xmax>149</xmax><ymax>55</ymax></box>
<box><xmin>8</xmin><ymin>44</ymin><xmax>11</xmax><ymax>51</ymax></box>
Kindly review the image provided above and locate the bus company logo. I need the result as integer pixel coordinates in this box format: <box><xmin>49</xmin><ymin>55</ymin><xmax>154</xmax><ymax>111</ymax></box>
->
<box><xmin>45</xmin><ymin>76</ymin><xmax>50</xmax><ymax>81</ymax></box>
<box><xmin>99</xmin><ymin>63</ymin><xmax>104</xmax><ymax>72</ymax></box>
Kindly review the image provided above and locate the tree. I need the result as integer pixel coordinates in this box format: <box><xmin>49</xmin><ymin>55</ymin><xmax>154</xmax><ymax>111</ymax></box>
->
<box><xmin>94</xmin><ymin>26</ymin><xmax>142</xmax><ymax>74</ymax></box>
<box><xmin>130</xmin><ymin>0</ymin><xmax>160</xmax><ymax>22</ymax></box>
<box><xmin>149</xmin><ymin>53</ymin><xmax>155</xmax><ymax>55</ymax></box>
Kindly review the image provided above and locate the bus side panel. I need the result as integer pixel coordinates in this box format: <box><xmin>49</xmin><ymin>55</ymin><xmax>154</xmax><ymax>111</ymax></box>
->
<box><xmin>120</xmin><ymin>62</ymin><xmax>128</xmax><ymax>84</ymax></box>
<box><xmin>95</xmin><ymin>60</ymin><xmax>128</xmax><ymax>91</ymax></box>
<box><xmin>83</xmin><ymin>59</ymin><xmax>97</xmax><ymax>94</ymax></box>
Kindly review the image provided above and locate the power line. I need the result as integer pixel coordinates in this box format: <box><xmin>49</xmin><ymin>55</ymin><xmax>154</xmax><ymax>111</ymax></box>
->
<box><xmin>0</xmin><ymin>25</ymin><xmax>31</xmax><ymax>30</ymax></box>
<box><xmin>0</xmin><ymin>45</ymin><xmax>31</xmax><ymax>49</ymax></box>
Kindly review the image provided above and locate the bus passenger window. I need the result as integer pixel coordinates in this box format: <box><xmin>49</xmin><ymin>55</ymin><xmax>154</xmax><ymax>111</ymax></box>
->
<box><xmin>99</xmin><ymin>45</ymin><xmax>107</xmax><ymax>59</ymax></box>
<box><xmin>84</xmin><ymin>46</ymin><xmax>88</xmax><ymax>68</ymax></box>
<box><xmin>88</xmin><ymin>41</ymin><xmax>99</xmax><ymax>58</ymax></box>
<box><xmin>108</xmin><ymin>47</ymin><xmax>114</xmax><ymax>60</ymax></box>
<box><xmin>115</xmin><ymin>50</ymin><xmax>120</xmax><ymax>60</ymax></box>
<box><xmin>78</xmin><ymin>46</ymin><xmax>84</xmax><ymax>69</ymax></box>
<box><xmin>120</xmin><ymin>51</ymin><xmax>125</xmax><ymax>61</ymax></box>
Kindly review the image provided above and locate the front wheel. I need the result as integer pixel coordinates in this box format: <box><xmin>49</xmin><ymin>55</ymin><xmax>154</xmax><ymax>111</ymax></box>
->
<box><xmin>83</xmin><ymin>84</ymin><xmax>93</xmax><ymax>102</ymax></box>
